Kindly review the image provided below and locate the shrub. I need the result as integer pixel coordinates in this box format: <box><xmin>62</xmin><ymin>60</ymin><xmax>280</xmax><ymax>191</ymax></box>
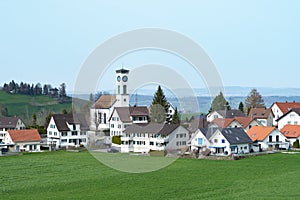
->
<box><xmin>112</xmin><ymin>136</ymin><xmax>121</xmax><ymax>145</ymax></box>
<box><xmin>293</xmin><ymin>139</ymin><xmax>300</xmax><ymax>148</ymax></box>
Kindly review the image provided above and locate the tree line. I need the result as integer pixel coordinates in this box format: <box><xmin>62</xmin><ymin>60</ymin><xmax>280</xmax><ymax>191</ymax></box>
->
<box><xmin>210</xmin><ymin>88</ymin><xmax>265</xmax><ymax>115</ymax></box>
<box><xmin>1</xmin><ymin>80</ymin><xmax>67</xmax><ymax>98</ymax></box>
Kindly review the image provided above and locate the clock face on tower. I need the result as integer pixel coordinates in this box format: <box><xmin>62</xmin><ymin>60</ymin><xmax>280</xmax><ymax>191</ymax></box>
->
<box><xmin>122</xmin><ymin>75</ymin><xmax>128</xmax><ymax>82</ymax></box>
<box><xmin>117</xmin><ymin>76</ymin><xmax>121</xmax><ymax>82</ymax></box>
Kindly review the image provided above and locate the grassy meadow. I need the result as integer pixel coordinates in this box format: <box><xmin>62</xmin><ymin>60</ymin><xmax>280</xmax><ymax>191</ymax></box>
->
<box><xmin>1</xmin><ymin>151</ymin><xmax>300</xmax><ymax>199</ymax></box>
<box><xmin>0</xmin><ymin>91</ymin><xmax>90</xmax><ymax>126</ymax></box>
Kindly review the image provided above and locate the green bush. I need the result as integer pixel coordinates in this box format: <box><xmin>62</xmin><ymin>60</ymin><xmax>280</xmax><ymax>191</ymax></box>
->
<box><xmin>293</xmin><ymin>139</ymin><xmax>300</xmax><ymax>148</ymax></box>
<box><xmin>112</xmin><ymin>136</ymin><xmax>121</xmax><ymax>145</ymax></box>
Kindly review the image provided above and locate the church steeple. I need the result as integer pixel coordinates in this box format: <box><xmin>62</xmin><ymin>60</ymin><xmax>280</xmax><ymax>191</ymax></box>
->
<box><xmin>115</xmin><ymin>68</ymin><xmax>129</xmax><ymax>107</ymax></box>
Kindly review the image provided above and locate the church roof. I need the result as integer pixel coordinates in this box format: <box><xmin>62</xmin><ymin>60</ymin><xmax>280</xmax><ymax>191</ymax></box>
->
<box><xmin>94</xmin><ymin>95</ymin><xmax>116</xmax><ymax>109</ymax></box>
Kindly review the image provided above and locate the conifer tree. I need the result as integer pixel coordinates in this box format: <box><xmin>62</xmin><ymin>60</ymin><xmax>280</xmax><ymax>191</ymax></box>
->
<box><xmin>171</xmin><ymin>107</ymin><xmax>180</xmax><ymax>124</ymax></box>
<box><xmin>150</xmin><ymin>86</ymin><xmax>170</xmax><ymax>123</ymax></box>
<box><xmin>238</xmin><ymin>102</ymin><xmax>244</xmax><ymax>113</ymax></box>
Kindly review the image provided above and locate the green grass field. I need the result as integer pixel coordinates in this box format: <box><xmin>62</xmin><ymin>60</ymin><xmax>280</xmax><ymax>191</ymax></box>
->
<box><xmin>1</xmin><ymin>151</ymin><xmax>300</xmax><ymax>199</ymax></box>
<box><xmin>0</xmin><ymin>91</ymin><xmax>90</xmax><ymax>126</ymax></box>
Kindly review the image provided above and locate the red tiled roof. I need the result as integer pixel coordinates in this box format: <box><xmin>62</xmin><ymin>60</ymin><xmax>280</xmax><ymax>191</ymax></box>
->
<box><xmin>8</xmin><ymin>129</ymin><xmax>41</xmax><ymax>142</ymax></box>
<box><xmin>280</xmin><ymin>125</ymin><xmax>300</xmax><ymax>138</ymax></box>
<box><xmin>234</xmin><ymin>117</ymin><xmax>254</xmax><ymax>129</ymax></box>
<box><xmin>211</xmin><ymin>118</ymin><xmax>235</xmax><ymax>128</ymax></box>
<box><xmin>246</xmin><ymin>126</ymin><xmax>275</xmax><ymax>141</ymax></box>
<box><xmin>274</xmin><ymin>102</ymin><xmax>300</xmax><ymax>114</ymax></box>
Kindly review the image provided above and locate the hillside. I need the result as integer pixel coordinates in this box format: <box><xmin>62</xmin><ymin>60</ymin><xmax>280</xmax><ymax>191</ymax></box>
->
<box><xmin>0</xmin><ymin>91</ymin><xmax>90</xmax><ymax>126</ymax></box>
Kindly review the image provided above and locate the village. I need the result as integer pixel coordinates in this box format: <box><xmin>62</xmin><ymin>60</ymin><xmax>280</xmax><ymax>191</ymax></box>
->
<box><xmin>1</xmin><ymin>68</ymin><xmax>300</xmax><ymax>159</ymax></box>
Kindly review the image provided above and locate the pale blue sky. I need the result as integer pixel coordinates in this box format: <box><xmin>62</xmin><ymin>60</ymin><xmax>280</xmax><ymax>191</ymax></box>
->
<box><xmin>0</xmin><ymin>1</ymin><xmax>299</xmax><ymax>93</ymax></box>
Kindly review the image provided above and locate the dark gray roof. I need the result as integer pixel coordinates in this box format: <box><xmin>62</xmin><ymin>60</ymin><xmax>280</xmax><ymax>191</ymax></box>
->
<box><xmin>217</xmin><ymin>109</ymin><xmax>246</xmax><ymax>118</ymax></box>
<box><xmin>188</xmin><ymin>118</ymin><xmax>208</xmax><ymax>132</ymax></box>
<box><xmin>200</xmin><ymin>127</ymin><xmax>219</xmax><ymax>139</ymax></box>
<box><xmin>52</xmin><ymin>114</ymin><xmax>89</xmax><ymax>131</ymax></box>
<box><xmin>116</xmin><ymin>68</ymin><xmax>129</xmax><ymax>73</ymax></box>
<box><xmin>125</xmin><ymin>123</ymin><xmax>180</xmax><ymax>136</ymax></box>
<box><xmin>220</xmin><ymin>128</ymin><xmax>252</xmax><ymax>145</ymax></box>
<box><xmin>113</xmin><ymin>106</ymin><xmax>149</xmax><ymax>123</ymax></box>
<box><xmin>0</xmin><ymin>116</ymin><xmax>24</xmax><ymax>129</ymax></box>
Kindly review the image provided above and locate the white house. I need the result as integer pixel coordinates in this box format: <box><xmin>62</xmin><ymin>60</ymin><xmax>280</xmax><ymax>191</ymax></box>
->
<box><xmin>270</xmin><ymin>102</ymin><xmax>300</xmax><ymax>126</ymax></box>
<box><xmin>247</xmin><ymin>126</ymin><xmax>289</xmax><ymax>152</ymax></box>
<box><xmin>276</xmin><ymin>108</ymin><xmax>300</xmax><ymax>130</ymax></box>
<box><xmin>121</xmin><ymin>123</ymin><xmax>189</xmax><ymax>154</ymax></box>
<box><xmin>0</xmin><ymin>116</ymin><xmax>26</xmax><ymax>143</ymax></box>
<box><xmin>280</xmin><ymin>124</ymin><xmax>300</xmax><ymax>146</ymax></box>
<box><xmin>47</xmin><ymin>114</ymin><xmax>89</xmax><ymax>149</ymax></box>
<box><xmin>4</xmin><ymin>129</ymin><xmax>41</xmax><ymax>152</ymax></box>
<box><xmin>190</xmin><ymin>127</ymin><xmax>217</xmax><ymax>153</ymax></box>
<box><xmin>109</xmin><ymin>106</ymin><xmax>149</xmax><ymax>137</ymax></box>
<box><xmin>207</xmin><ymin>109</ymin><xmax>245</xmax><ymax>122</ymax></box>
<box><xmin>208</xmin><ymin>128</ymin><xmax>252</xmax><ymax>155</ymax></box>
<box><xmin>90</xmin><ymin>68</ymin><xmax>130</xmax><ymax>131</ymax></box>
<box><xmin>248</xmin><ymin>108</ymin><xmax>274</xmax><ymax>127</ymax></box>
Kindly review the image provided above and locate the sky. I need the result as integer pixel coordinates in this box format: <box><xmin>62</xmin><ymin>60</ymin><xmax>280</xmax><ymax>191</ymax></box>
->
<box><xmin>0</xmin><ymin>0</ymin><xmax>299</xmax><ymax>94</ymax></box>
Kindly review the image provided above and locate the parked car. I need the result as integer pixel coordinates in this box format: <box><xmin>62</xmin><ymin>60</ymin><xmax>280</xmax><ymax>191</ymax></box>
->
<box><xmin>107</xmin><ymin>148</ymin><xmax>119</xmax><ymax>153</ymax></box>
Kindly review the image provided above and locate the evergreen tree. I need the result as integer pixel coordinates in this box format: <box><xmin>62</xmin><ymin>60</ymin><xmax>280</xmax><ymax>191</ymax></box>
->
<box><xmin>150</xmin><ymin>86</ymin><xmax>170</xmax><ymax>123</ymax></box>
<box><xmin>210</xmin><ymin>92</ymin><xmax>228</xmax><ymax>112</ymax></box>
<box><xmin>171</xmin><ymin>107</ymin><xmax>180</xmax><ymax>124</ymax></box>
<box><xmin>238</xmin><ymin>102</ymin><xmax>244</xmax><ymax>113</ymax></box>
<box><xmin>245</xmin><ymin>88</ymin><xmax>265</xmax><ymax>114</ymax></box>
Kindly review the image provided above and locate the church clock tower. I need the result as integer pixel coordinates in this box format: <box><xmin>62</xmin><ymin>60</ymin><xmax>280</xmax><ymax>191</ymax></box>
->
<box><xmin>115</xmin><ymin>68</ymin><xmax>129</xmax><ymax>107</ymax></box>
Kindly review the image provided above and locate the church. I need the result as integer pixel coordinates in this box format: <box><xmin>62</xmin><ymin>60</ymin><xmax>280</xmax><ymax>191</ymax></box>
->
<box><xmin>90</xmin><ymin>68</ymin><xmax>149</xmax><ymax>136</ymax></box>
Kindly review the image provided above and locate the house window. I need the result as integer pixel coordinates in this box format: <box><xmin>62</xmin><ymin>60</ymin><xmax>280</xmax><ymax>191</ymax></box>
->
<box><xmin>61</xmin><ymin>139</ymin><xmax>67</xmax><ymax>143</ymax></box>
<box><xmin>222</xmin><ymin>139</ymin><xmax>225</xmax><ymax>144</ymax></box>
<box><xmin>111</xmin><ymin>124</ymin><xmax>114</xmax><ymax>128</ymax></box>
<box><xmin>72</xmin><ymin>131</ymin><xmax>78</xmax><ymax>136</ymax></box>
<box><xmin>269</xmin><ymin>136</ymin><xmax>272</xmax><ymax>142</ymax></box>
<box><xmin>294</xmin><ymin>121</ymin><xmax>298</xmax><ymax>125</ymax></box>
<box><xmin>50</xmin><ymin>124</ymin><xmax>55</xmax><ymax>128</ymax></box>
<box><xmin>198</xmin><ymin>138</ymin><xmax>203</xmax><ymax>145</ymax></box>
<box><xmin>214</xmin><ymin>139</ymin><xmax>218</xmax><ymax>143</ymax></box>
<box><xmin>61</xmin><ymin>132</ymin><xmax>67</xmax><ymax>137</ymax></box>
<box><xmin>182</xmin><ymin>141</ymin><xmax>186</xmax><ymax>145</ymax></box>
<box><xmin>54</xmin><ymin>132</ymin><xmax>57</xmax><ymax>136</ymax></box>
<box><xmin>80</xmin><ymin>131</ymin><xmax>86</xmax><ymax>136</ymax></box>
<box><xmin>276</xmin><ymin>135</ymin><xmax>279</xmax><ymax>142</ymax></box>
<box><xmin>214</xmin><ymin>115</ymin><xmax>218</xmax><ymax>119</ymax></box>
<box><xmin>49</xmin><ymin>131</ymin><xmax>52</xmax><ymax>135</ymax></box>
<box><xmin>150</xmin><ymin>142</ymin><xmax>154</xmax><ymax>145</ymax></box>
<box><xmin>112</xmin><ymin>117</ymin><xmax>115</xmax><ymax>121</ymax></box>
<box><xmin>118</xmin><ymin>124</ymin><xmax>121</xmax><ymax>128</ymax></box>
<box><xmin>287</xmin><ymin>121</ymin><xmax>291</xmax><ymax>125</ymax></box>
<box><xmin>118</xmin><ymin>85</ymin><xmax>120</xmax><ymax>94</ymax></box>
<box><xmin>244</xmin><ymin>146</ymin><xmax>247</xmax><ymax>150</ymax></box>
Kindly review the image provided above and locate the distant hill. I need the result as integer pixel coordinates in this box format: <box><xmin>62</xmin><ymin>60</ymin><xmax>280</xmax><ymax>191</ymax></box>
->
<box><xmin>0</xmin><ymin>91</ymin><xmax>90</xmax><ymax>126</ymax></box>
